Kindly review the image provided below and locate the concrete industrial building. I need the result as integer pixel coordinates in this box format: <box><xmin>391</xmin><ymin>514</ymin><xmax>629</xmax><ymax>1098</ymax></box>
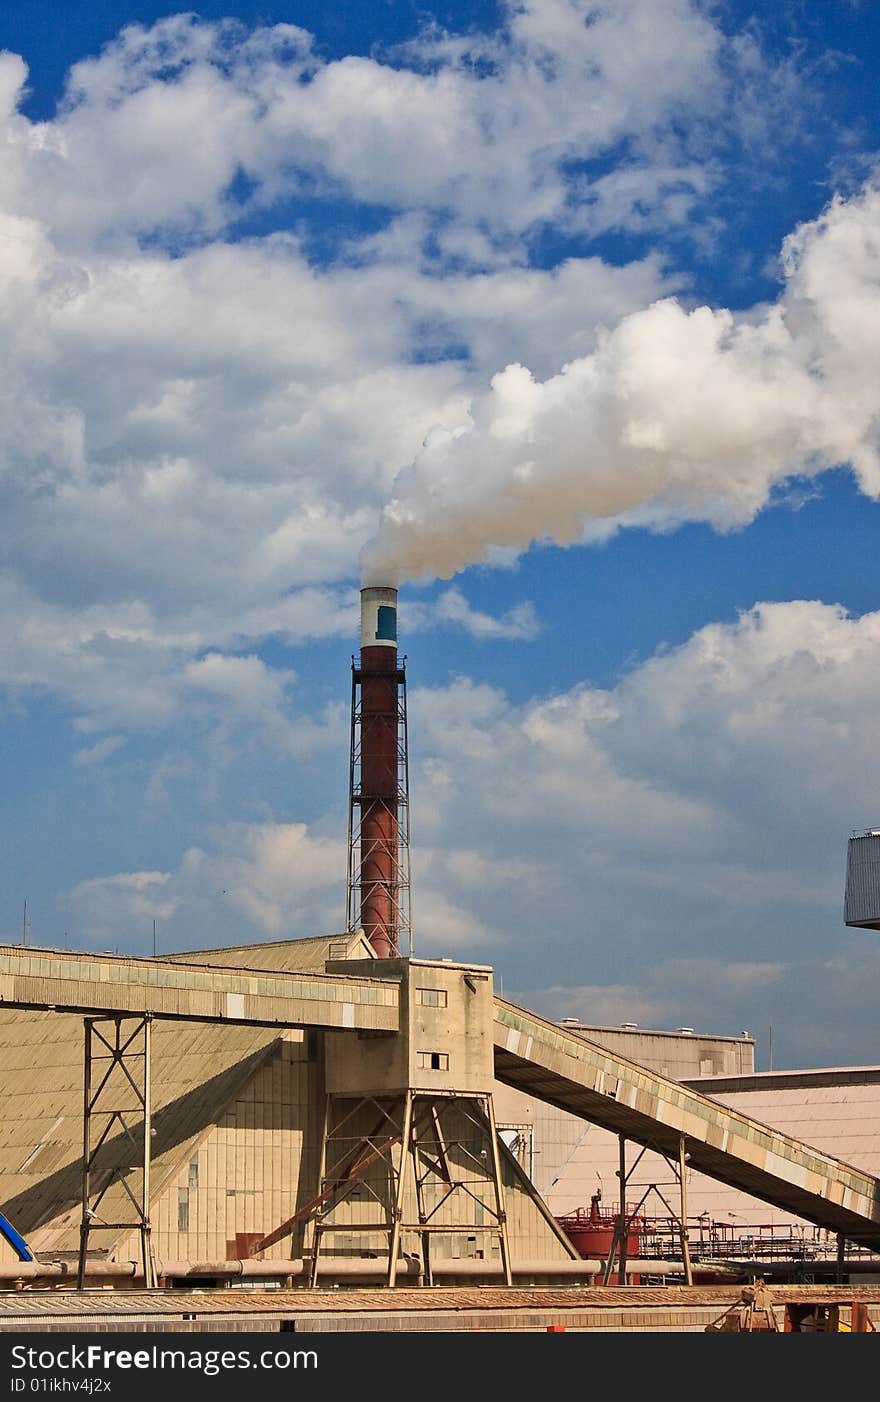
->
<box><xmin>0</xmin><ymin>936</ymin><xmax>577</xmax><ymax>1284</ymax></box>
<box><xmin>0</xmin><ymin>936</ymin><xmax>879</xmax><ymax>1292</ymax></box>
<box><xmin>1</xmin><ymin>584</ymin><xmax>878</xmax><ymax>1320</ymax></box>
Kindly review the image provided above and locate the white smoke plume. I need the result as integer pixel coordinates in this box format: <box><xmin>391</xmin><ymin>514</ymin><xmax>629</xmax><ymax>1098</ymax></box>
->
<box><xmin>362</xmin><ymin>181</ymin><xmax>880</xmax><ymax>585</ymax></box>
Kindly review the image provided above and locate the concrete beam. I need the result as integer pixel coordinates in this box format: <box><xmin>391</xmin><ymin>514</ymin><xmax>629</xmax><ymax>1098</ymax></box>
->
<box><xmin>0</xmin><ymin>945</ymin><xmax>399</xmax><ymax>1032</ymax></box>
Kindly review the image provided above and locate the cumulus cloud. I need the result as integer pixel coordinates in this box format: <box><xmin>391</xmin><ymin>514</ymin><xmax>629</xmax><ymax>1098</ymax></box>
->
<box><xmin>405</xmin><ymin>588</ymin><xmax>540</xmax><ymax>641</ymax></box>
<box><xmin>67</xmin><ymin>823</ymin><xmax>345</xmax><ymax>950</ymax></box>
<box><xmin>398</xmin><ymin>600</ymin><xmax>880</xmax><ymax>1056</ymax></box>
<box><xmin>69</xmin><ymin>870</ymin><xmax>178</xmax><ymax>943</ymax></box>
<box><xmin>523</xmin><ymin>958</ymin><xmax>786</xmax><ymax>1033</ymax></box>
<box><xmin>177</xmin><ymin>822</ymin><xmax>344</xmax><ymax>939</ymax></box>
<box><xmin>60</xmin><ymin>597</ymin><xmax>880</xmax><ymax>1060</ymax></box>
<box><xmin>0</xmin><ymin>3</ymin><xmax>781</xmax><ymax>247</ymax></box>
<box><xmin>0</xmin><ymin>154</ymin><xmax>665</xmax><ymax>731</ymax></box>
<box><xmin>514</xmin><ymin>982</ymin><xmax>673</xmax><ymax>1028</ymax></box>
<box><xmin>71</xmin><ymin>734</ymin><xmax>127</xmax><ymax>767</ymax></box>
<box><xmin>0</xmin><ymin>4</ymin><xmax>852</xmax><ymax>736</ymax></box>
<box><xmin>364</xmin><ymin>181</ymin><xmax>880</xmax><ymax>582</ymax></box>
<box><xmin>411</xmin><ymin>889</ymin><xmax>503</xmax><ymax>952</ymax></box>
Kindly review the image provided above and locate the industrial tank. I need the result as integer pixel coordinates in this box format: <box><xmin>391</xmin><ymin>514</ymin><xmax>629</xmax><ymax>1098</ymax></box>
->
<box><xmin>556</xmin><ymin>1194</ymin><xmax>644</xmax><ymax>1284</ymax></box>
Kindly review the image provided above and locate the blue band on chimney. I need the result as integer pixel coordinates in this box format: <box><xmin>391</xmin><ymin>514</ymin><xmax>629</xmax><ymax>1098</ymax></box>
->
<box><xmin>376</xmin><ymin>605</ymin><xmax>397</xmax><ymax>642</ymax></box>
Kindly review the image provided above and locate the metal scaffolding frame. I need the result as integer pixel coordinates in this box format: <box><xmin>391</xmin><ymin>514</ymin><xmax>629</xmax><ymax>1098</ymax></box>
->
<box><xmin>76</xmin><ymin>1014</ymin><xmax>155</xmax><ymax>1289</ymax></box>
<box><xmin>307</xmin><ymin>1090</ymin><xmax>512</xmax><ymax>1287</ymax></box>
<box><xmin>345</xmin><ymin>659</ymin><xmax>413</xmax><ymax>956</ymax></box>
<box><xmin>601</xmin><ymin>1132</ymin><xmax>694</xmax><ymax>1285</ymax></box>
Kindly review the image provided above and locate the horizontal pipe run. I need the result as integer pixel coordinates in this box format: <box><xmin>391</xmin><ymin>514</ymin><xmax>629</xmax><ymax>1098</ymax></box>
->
<box><xmin>159</xmin><ymin>1259</ymin><xmax>305</xmax><ymax>1279</ymax></box>
<box><xmin>0</xmin><ymin>1256</ymin><xmax>740</xmax><ymax>1285</ymax></box>
<box><xmin>0</xmin><ymin>1261</ymin><xmax>142</xmax><ymax>1281</ymax></box>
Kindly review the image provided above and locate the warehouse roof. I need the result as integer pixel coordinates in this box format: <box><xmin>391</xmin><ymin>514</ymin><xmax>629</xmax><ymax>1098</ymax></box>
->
<box><xmin>164</xmin><ymin>930</ymin><xmax>374</xmax><ymax>973</ymax></box>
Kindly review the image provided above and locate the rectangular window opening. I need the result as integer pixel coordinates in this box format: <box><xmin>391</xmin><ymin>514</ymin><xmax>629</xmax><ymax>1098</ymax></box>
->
<box><xmin>416</xmin><ymin>987</ymin><xmax>448</xmax><ymax>1008</ymax></box>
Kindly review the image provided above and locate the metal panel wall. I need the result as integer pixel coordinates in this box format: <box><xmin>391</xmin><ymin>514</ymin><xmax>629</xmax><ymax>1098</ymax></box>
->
<box><xmin>118</xmin><ymin>1030</ymin><xmax>321</xmax><ymax>1265</ymax></box>
<box><xmin>845</xmin><ymin>833</ymin><xmax>880</xmax><ymax>929</ymax></box>
<box><xmin>135</xmin><ymin>1066</ymin><xmax>571</xmax><ymax>1269</ymax></box>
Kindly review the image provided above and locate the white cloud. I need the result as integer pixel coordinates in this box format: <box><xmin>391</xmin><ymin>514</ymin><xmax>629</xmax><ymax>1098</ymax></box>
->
<box><xmin>180</xmin><ymin>650</ymin><xmax>349</xmax><ymax>761</ymax></box>
<box><xmin>397</xmin><ymin>600</ymin><xmax>880</xmax><ymax>1055</ymax></box>
<box><xmin>59</xmin><ymin>596</ymin><xmax>880</xmax><ymax>1060</ymax></box>
<box><xmin>512</xmin><ymin>958</ymin><xmax>784</xmax><ymax>1037</ymax></box>
<box><xmin>0</xmin><ymin>175</ymin><xmax>667</xmax><ymax>732</ymax></box>
<box><xmin>177</xmin><ymin>822</ymin><xmax>344</xmax><ymax>938</ymax></box>
<box><xmin>67</xmin><ymin>822</ymin><xmax>345</xmax><ymax>950</ymax></box>
<box><xmin>0</xmin><ymin>6</ymin><xmax>840</xmax><ymax>736</ymax></box>
<box><xmin>514</xmin><ymin>982</ymin><xmax>672</xmax><ymax>1028</ymax></box>
<box><xmin>0</xmin><ymin>1</ymin><xmax>756</xmax><ymax>243</ymax></box>
<box><xmin>0</xmin><ymin>4</ymin><xmax>771</xmax><ymax>247</ymax></box>
<box><xmin>410</xmin><ymin>889</ymin><xmax>502</xmax><ymax>953</ymax></box>
<box><xmin>183</xmin><ymin>652</ymin><xmax>294</xmax><ymax>717</ymax></box>
<box><xmin>364</xmin><ymin>180</ymin><xmax>880</xmax><ymax>582</ymax></box>
<box><xmin>404</xmin><ymin>588</ymin><xmax>540</xmax><ymax>641</ymax></box>
<box><xmin>69</xmin><ymin>870</ymin><xmax>178</xmax><ymax>943</ymax></box>
<box><xmin>72</xmin><ymin>734</ymin><xmax>127</xmax><ymax>767</ymax></box>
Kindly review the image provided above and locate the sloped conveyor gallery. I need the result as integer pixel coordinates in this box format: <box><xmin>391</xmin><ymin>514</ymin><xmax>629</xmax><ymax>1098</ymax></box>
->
<box><xmin>493</xmin><ymin>999</ymin><xmax>880</xmax><ymax>1251</ymax></box>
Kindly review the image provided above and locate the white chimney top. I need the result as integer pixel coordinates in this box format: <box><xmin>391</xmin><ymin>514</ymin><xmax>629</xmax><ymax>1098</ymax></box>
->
<box><xmin>360</xmin><ymin>586</ymin><xmax>398</xmax><ymax>651</ymax></box>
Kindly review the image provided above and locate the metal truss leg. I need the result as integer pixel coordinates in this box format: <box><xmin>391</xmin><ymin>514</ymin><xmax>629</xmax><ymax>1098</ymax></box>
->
<box><xmin>410</xmin><ymin>1107</ymin><xmax>433</xmax><ymax>1286</ymax></box>
<box><xmin>77</xmin><ymin>1014</ymin><xmax>154</xmax><ymax>1290</ymax></box>
<box><xmin>309</xmin><ymin>1094</ymin><xmax>331</xmax><ymax>1288</ymax></box>
<box><xmin>387</xmin><ymin>1091</ymin><xmax>414</xmax><ymax>1286</ymax></box>
<box><xmin>678</xmin><ymin>1135</ymin><xmax>693</xmax><ymax>1287</ymax></box>
<box><xmin>602</xmin><ymin>1136</ymin><xmax>628</xmax><ymax>1285</ymax></box>
<box><xmin>485</xmin><ymin>1094</ymin><xmax>513</xmax><ymax>1287</ymax></box>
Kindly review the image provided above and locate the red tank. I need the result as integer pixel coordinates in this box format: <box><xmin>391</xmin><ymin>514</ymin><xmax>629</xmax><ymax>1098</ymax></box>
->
<box><xmin>556</xmin><ymin>1194</ymin><xmax>644</xmax><ymax>1284</ymax></box>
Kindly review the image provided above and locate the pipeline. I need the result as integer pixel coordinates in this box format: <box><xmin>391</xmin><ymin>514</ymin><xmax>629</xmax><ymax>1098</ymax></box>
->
<box><xmin>0</xmin><ymin>1260</ymin><xmax>304</xmax><ymax>1284</ymax></box>
<box><xmin>0</xmin><ymin>1255</ymin><xmax>733</xmax><ymax>1285</ymax></box>
<box><xmin>159</xmin><ymin>1257</ymin><xmax>710</xmax><ymax>1281</ymax></box>
<box><xmin>0</xmin><ymin>1261</ymin><xmax>142</xmax><ymax>1282</ymax></box>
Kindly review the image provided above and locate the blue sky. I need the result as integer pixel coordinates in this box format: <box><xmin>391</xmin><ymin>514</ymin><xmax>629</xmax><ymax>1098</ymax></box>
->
<box><xmin>1</xmin><ymin>1</ymin><xmax>880</xmax><ymax>1067</ymax></box>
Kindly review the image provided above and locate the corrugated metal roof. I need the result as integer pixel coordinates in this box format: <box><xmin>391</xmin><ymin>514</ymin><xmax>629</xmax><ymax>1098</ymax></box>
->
<box><xmin>0</xmin><ymin>1284</ymin><xmax>877</xmax><ymax>1321</ymax></box>
<box><xmin>689</xmin><ymin>1066</ymin><xmax>880</xmax><ymax>1090</ymax></box>
<box><xmin>0</xmin><ymin>933</ymin><xmax>366</xmax><ymax>1258</ymax></box>
<box><xmin>164</xmin><ymin>932</ymin><xmax>374</xmax><ymax>974</ymax></box>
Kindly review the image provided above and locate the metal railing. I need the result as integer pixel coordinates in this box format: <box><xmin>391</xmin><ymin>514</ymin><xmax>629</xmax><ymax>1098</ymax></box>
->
<box><xmin>642</xmin><ymin>1216</ymin><xmax>880</xmax><ymax>1264</ymax></box>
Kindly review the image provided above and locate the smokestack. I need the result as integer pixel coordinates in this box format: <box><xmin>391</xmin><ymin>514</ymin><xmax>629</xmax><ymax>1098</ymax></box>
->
<box><xmin>346</xmin><ymin>587</ymin><xmax>411</xmax><ymax>957</ymax></box>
